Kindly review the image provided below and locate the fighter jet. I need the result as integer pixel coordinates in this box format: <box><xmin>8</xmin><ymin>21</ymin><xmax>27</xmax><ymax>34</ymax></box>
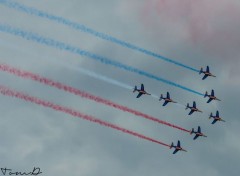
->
<box><xmin>204</xmin><ymin>89</ymin><xmax>221</xmax><ymax>103</ymax></box>
<box><xmin>199</xmin><ymin>66</ymin><xmax>216</xmax><ymax>80</ymax></box>
<box><xmin>209</xmin><ymin>111</ymin><xmax>225</xmax><ymax>124</ymax></box>
<box><xmin>133</xmin><ymin>84</ymin><xmax>151</xmax><ymax>98</ymax></box>
<box><xmin>159</xmin><ymin>92</ymin><xmax>177</xmax><ymax>106</ymax></box>
<box><xmin>185</xmin><ymin>101</ymin><xmax>203</xmax><ymax>115</ymax></box>
<box><xmin>190</xmin><ymin>126</ymin><xmax>207</xmax><ymax>140</ymax></box>
<box><xmin>170</xmin><ymin>140</ymin><xmax>187</xmax><ymax>154</ymax></box>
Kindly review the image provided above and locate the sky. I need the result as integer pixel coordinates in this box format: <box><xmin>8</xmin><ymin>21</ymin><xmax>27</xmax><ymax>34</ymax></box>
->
<box><xmin>0</xmin><ymin>0</ymin><xmax>240</xmax><ymax>176</ymax></box>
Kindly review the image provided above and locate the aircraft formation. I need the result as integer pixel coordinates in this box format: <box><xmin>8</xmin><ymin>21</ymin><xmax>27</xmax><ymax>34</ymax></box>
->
<box><xmin>133</xmin><ymin>66</ymin><xmax>225</xmax><ymax>154</ymax></box>
<box><xmin>0</xmin><ymin>1</ymin><xmax>226</xmax><ymax>156</ymax></box>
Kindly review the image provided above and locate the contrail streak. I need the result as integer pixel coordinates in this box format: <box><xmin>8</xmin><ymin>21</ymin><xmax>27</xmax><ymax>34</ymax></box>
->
<box><xmin>0</xmin><ymin>63</ymin><xmax>190</xmax><ymax>133</ymax></box>
<box><xmin>65</xmin><ymin>65</ymin><xmax>161</xmax><ymax>98</ymax></box>
<box><xmin>76</xmin><ymin>67</ymin><xmax>132</xmax><ymax>90</ymax></box>
<box><xmin>151</xmin><ymin>94</ymin><xmax>160</xmax><ymax>99</ymax></box>
<box><xmin>0</xmin><ymin>0</ymin><xmax>199</xmax><ymax>72</ymax></box>
<box><xmin>72</xmin><ymin>66</ymin><xmax>161</xmax><ymax>98</ymax></box>
<box><xmin>0</xmin><ymin>24</ymin><xmax>204</xmax><ymax>96</ymax></box>
<box><xmin>0</xmin><ymin>85</ymin><xmax>171</xmax><ymax>148</ymax></box>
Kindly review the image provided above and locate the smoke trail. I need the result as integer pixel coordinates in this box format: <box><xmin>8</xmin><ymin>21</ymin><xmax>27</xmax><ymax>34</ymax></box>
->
<box><xmin>76</xmin><ymin>67</ymin><xmax>132</xmax><ymax>90</ymax></box>
<box><xmin>151</xmin><ymin>94</ymin><xmax>159</xmax><ymax>99</ymax></box>
<box><xmin>0</xmin><ymin>85</ymin><xmax>170</xmax><ymax>148</ymax></box>
<box><xmin>0</xmin><ymin>63</ymin><xmax>190</xmax><ymax>133</ymax></box>
<box><xmin>176</xmin><ymin>103</ymin><xmax>186</xmax><ymax>108</ymax></box>
<box><xmin>0</xmin><ymin>0</ymin><xmax>199</xmax><ymax>72</ymax></box>
<box><xmin>60</xmin><ymin>64</ymin><xmax>161</xmax><ymax>98</ymax></box>
<box><xmin>0</xmin><ymin>24</ymin><xmax>204</xmax><ymax>96</ymax></box>
<box><xmin>72</xmin><ymin>66</ymin><xmax>162</xmax><ymax>99</ymax></box>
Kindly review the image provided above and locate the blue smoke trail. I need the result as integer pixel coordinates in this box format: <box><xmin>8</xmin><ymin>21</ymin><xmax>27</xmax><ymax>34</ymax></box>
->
<box><xmin>0</xmin><ymin>24</ymin><xmax>204</xmax><ymax>96</ymax></box>
<box><xmin>0</xmin><ymin>0</ymin><xmax>199</xmax><ymax>73</ymax></box>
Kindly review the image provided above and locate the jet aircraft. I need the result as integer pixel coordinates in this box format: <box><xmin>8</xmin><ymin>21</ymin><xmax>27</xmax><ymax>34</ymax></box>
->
<box><xmin>199</xmin><ymin>66</ymin><xmax>216</xmax><ymax>80</ymax></box>
<box><xmin>204</xmin><ymin>89</ymin><xmax>221</xmax><ymax>103</ymax></box>
<box><xmin>159</xmin><ymin>92</ymin><xmax>177</xmax><ymax>106</ymax></box>
<box><xmin>170</xmin><ymin>140</ymin><xmax>187</xmax><ymax>154</ymax></box>
<box><xmin>209</xmin><ymin>111</ymin><xmax>225</xmax><ymax>124</ymax></box>
<box><xmin>185</xmin><ymin>101</ymin><xmax>202</xmax><ymax>115</ymax></box>
<box><xmin>133</xmin><ymin>84</ymin><xmax>151</xmax><ymax>98</ymax></box>
<box><xmin>190</xmin><ymin>126</ymin><xmax>207</xmax><ymax>140</ymax></box>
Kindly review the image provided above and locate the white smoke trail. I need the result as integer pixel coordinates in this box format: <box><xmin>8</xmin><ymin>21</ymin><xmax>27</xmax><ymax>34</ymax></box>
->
<box><xmin>71</xmin><ymin>66</ymin><xmax>133</xmax><ymax>90</ymax></box>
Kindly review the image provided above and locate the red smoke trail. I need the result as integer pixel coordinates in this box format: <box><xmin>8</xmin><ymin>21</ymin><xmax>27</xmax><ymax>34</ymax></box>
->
<box><xmin>0</xmin><ymin>63</ymin><xmax>190</xmax><ymax>133</ymax></box>
<box><xmin>0</xmin><ymin>85</ymin><xmax>170</xmax><ymax>148</ymax></box>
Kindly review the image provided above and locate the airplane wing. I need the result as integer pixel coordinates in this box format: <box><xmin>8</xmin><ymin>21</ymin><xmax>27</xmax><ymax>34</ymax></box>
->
<box><xmin>202</xmin><ymin>74</ymin><xmax>208</xmax><ymax>80</ymax></box>
<box><xmin>211</xmin><ymin>90</ymin><xmax>215</xmax><ymax>96</ymax></box>
<box><xmin>206</xmin><ymin>66</ymin><xmax>210</xmax><ymax>72</ymax></box>
<box><xmin>141</xmin><ymin>84</ymin><xmax>144</xmax><ymax>91</ymax></box>
<box><xmin>212</xmin><ymin>119</ymin><xmax>218</xmax><ymax>124</ymax></box>
<box><xmin>188</xmin><ymin>110</ymin><xmax>194</xmax><ymax>115</ymax></box>
<box><xmin>198</xmin><ymin>126</ymin><xmax>201</xmax><ymax>133</ymax></box>
<box><xmin>173</xmin><ymin>149</ymin><xmax>179</xmax><ymax>154</ymax></box>
<box><xmin>167</xmin><ymin>92</ymin><xmax>170</xmax><ymax>99</ymax></box>
<box><xmin>162</xmin><ymin>101</ymin><xmax>169</xmax><ymax>106</ymax></box>
<box><xmin>136</xmin><ymin>92</ymin><xmax>143</xmax><ymax>98</ymax></box>
<box><xmin>177</xmin><ymin>140</ymin><xmax>181</xmax><ymax>147</ymax></box>
<box><xmin>216</xmin><ymin>111</ymin><xmax>219</xmax><ymax>117</ymax></box>
<box><xmin>193</xmin><ymin>135</ymin><xmax>199</xmax><ymax>140</ymax></box>
<box><xmin>193</xmin><ymin>101</ymin><xmax>196</xmax><ymax>108</ymax></box>
<box><xmin>207</xmin><ymin>98</ymin><xmax>213</xmax><ymax>103</ymax></box>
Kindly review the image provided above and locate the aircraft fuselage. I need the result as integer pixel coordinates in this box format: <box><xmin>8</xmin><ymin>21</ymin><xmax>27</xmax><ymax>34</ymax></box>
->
<box><xmin>172</xmin><ymin>146</ymin><xmax>186</xmax><ymax>152</ymax></box>
<box><xmin>164</xmin><ymin>98</ymin><xmax>172</xmax><ymax>102</ymax></box>
<box><xmin>209</xmin><ymin>95</ymin><xmax>215</xmax><ymax>99</ymax></box>
<box><xmin>136</xmin><ymin>89</ymin><xmax>149</xmax><ymax>94</ymax></box>
<box><xmin>190</xmin><ymin>107</ymin><xmax>202</xmax><ymax>112</ymax></box>
<box><xmin>214</xmin><ymin>117</ymin><xmax>221</xmax><ymax>121</ymax></box>
<box><xmin>195</xmin><ymin>132</ymin><xmax>207</xmax><ymax>137</ymax></box>
<box><xmin>177</xmin><ymin>147</ymin><xmax>186</xmax><ymax>152</ymax></box>
<box><xmin>161</xmin><ymin>98</ymin><xmax>176</xmax><ymax>104</ymax></box>
<box><xmin>210</xmin><ymin>114</ymin><xmax>225</xmax><ymax>123</ymax></box>
<box><xmin>203</xmin><ymin>72</ymin><xmax>215</xmax><ymax>77</ymax></box>
<box><xmin>207</xmin><ymin>95</ymin><xmax>220</xmax><ymax>101</ymax></box>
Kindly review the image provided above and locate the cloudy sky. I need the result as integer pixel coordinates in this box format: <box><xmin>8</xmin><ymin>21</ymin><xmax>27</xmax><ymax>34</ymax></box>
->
<box><xmin>0</xmin><ymin>0</ymin><xmax>240</xmax><ymax>175</ymax></box>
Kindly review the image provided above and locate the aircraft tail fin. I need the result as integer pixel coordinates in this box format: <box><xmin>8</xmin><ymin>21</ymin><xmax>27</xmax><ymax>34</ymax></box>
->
<box><xmin>159</xmin><ymin>94</ymin><xmax>163</xmax><ymax>101</ymax></box>
<box><xmin>199</xmin><ymin>67</ymin><xmax>203</xmax><ymax>74</ymax></box>
<box><xmin>170</xmin><ymin>142</ymin><xmax>174</xmax><ymax>149</ymax></box>
<box><xmin>190</xmin><ymin>128</ymin><xmax>194</xmax><ymax>135</ymax></box>
<box><xmin>133</xmin><ymin>86</ymin><xmax>137</xmax><ymax>93</ymax></box>
<box><xmin>204</xmin><ymin>91</ymin><xmax>208</xmax><ymax>98</ymax></box>
<box><xmin>185</xmin><ymin>103</ymin><xmax>189</xmax><ymax>110</ymax></box>
<box><xmin>209</xmin><ymin>113</ymin><xmax>213</xmax><ymax>119</ymax></box>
